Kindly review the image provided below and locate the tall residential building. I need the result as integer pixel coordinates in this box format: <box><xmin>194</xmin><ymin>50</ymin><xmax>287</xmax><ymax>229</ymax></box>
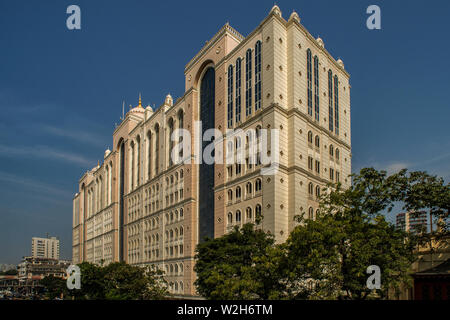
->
<box><xmin>31</xmin><ymin>236</ymin><xmax>60</xmax><ymax>260</ymax></box>
<box><xmin>396</xmin><ymin>212</ymin><xmax>429</xmax><ymax>234</ymax></box>
<box><xmin>72</xmin><ymin>6</ymin><xmax>352</xmax><ymax>296</ymax></box>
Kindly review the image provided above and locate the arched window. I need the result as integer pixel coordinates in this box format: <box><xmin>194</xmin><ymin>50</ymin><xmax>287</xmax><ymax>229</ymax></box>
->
<box><xmin>178</xmin><ymin>110</ymin><xmax>184</xmax><ymax>159</ymax></box>
<box><xmin>136</xmin><ymin>136</ymin><xmax>141</xmax><ymax>187</ymax></box>
<box><xmin>308</xmin><ymin>207</ymin><xmax>314</xmax><ymax>220</ymax></box>
<box><xmin>168</xmin><ymin>118</ymin><xmax>174</xmax><ymax>167</ymax></box>
<box><xmin>236</xmin><ymin>210</ymin><xmax>241</xmax><ymax>223</ymax></box>
<box><xmin>315</xmin><ymin>135</ymin><xmax>320</xmax><ymax>148</ymax></box>
<box><xmin>227</xmin><ymin>212</ymin><xmax>233</xmax><ymax>225</ymax></box>
<box><xmin>308</xmin><ymin>182</ymin><xmax>313</xmax><ymax>195</ymax></box>
<box><xmin>328</xmin><ymin>69</ymin><xmax>334</xmax><ymax>132</ymax></box>
<box><xmin>255</xmin><ymin>204</ymin><xmax>262</xmax><ymax>220</ymax></box>
<box><xmin>227</xmin><ymin>64</ymin><xmax>233</xmax><ymax>128</ymax></box>
<box><xmin>236</xmin><ymin>186</ymin><xmax>241</xmax><ymax>199</ymax></box>
<box><xmin>333</xmin><ymin>75</ymin><xmax>340</xmax><ymax>136</ymax></box>
<box><xmin>246</xmin><ymin>207</ymin><xmax>252</xmax><ymax>220</ymax></box>
<box><xmin>180</xmin><ymin>226</ymin><xmax>183</xmax><ymax>237</ymax></box>
<box><xmin>314</xmin><ymin>55</ymin><xmax>320</xmax><ymax>121</ymax></box>
<box><xmin>315</xmin><ymin>185</ymin><xmax>320</xmax><ymax>197</ymax></box>
<box><xmin>329</xmin><ymin>144</ymin><xmax>334</xmax><ymax>157</ymax></box>
<box><xmin>307</xmin><ymin>49</ymin><xmax>312</xmax><ymax>116</ymax></box>
<box><xmin>130</xmin><ymin>141</ymin><xmax>135</xmax><ymax>190</ymax></box>
<box><xmin>255</xmin><ymin>178</ymin><xmax>262</xmax><ymax>192</ymax></box>
<box><xmin>228</xmin><ymin>189</ymin><xmax>233</xmax><ymax>202</ymax></box>
<box><xmin>235</xmin><ymin>58</ymin><xmax>242</xmax><ymax>123</ymax></box>
<box><xmin>335</xmin><ymin>148</ymin><xmax>340</xmax><ymax>161</ymax></box>
<box><xmin>246</xmin><ymin>182</ymin><xmax>252</xmax><ymax>195</ymax></box>
<box><xmin>245</xmin><ymin>48</ymin><xmax>252</xmax><ymax>117</ymax></box>
<box><xmin>179</xmin><ymin>208</ymin><xmax>183</xmax><ymax>218</ymax></box>
<box><xmin>146</xmin><ymin>131</ymin><xmax>152</xmax><ymax>180</ymax></box>
<box><xmin>154</xmin><ymin>124</ymin><xmax>160</xmax><ymax>175</ymax></box>
<box><xmin>308</xmin><ymin>131</ymin><xmax>313</xmax><ymax>144</ymax></box>
<box><xmin>255</xmin><ymin>41</ymin><xmax>262</xmax><ymax>111</ymax></box>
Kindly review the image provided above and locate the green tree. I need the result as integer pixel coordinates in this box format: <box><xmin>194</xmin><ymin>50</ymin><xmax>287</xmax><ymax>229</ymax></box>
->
<box><xmin>194</xmin><ymin>223</ymin><xmax>284</xmax><ymax>299</ymax></box>
<box><xmin>40</xmin><ymin>275</ymin><xmax>68</xmax><ymax>299</ymax></box>
<box><xmin>103</xmin><ymin>262</ymin><xmax>168</xmax><ymax>300</ymax></box>
<box><xmin>68</xmin><ymin>262</ymin><xmax>169</xmax><ymax>300</ymax></box>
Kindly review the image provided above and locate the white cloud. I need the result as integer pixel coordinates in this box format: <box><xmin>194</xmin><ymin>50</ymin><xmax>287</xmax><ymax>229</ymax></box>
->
<box><xmin>40</xmin><ymin>125</ymin><xmax>107</xmax><ymax>148</ymax></box>
<box><xmin>0</xmin><ymin>171</ymin><xmax>72</xmax><ymax>199</ymax></box>
<box><xmin>0</xmin><ymin>144</ymin><xmax>94</xmax><ymax>166</ymax></box>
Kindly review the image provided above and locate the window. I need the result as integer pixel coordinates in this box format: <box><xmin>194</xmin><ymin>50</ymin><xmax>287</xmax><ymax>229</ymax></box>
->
<box><xmin>227</xmin><ymin>65</ymin><xmax>233</xmax><ymax>128</ymax></box>
<box><xmin>308</xmin><ymin>156</ymin><xmax>313</xmax><ymax>170</ymax></box>
<box><xmin>227</xmin><ymin>212</ymin><xmax>233</xmax><ymax>225</ymax></box>
<box><xmin>228</xmin><ymin>189</ymin><xmax>233</xmax><ymax>202</ymax></box>
<box><xmin>236</xmin><ymin>210</ymin><xmax>241</xmax><ymax>223</ymax></box>
<box><xmin>147</xmin><ymin>131</ymin><xmax>152</xmax><ymax>180</ymax></box>
<box><xmin>235</xmin><ymin>58</ymin><xmax>242</xmax><ymax>123</ymax></box>
<box><xmin>308</xmin><ymin>182</ymin><xmax>313</xmax><ymax>195</ymax></box>
<box><xmin>168</xmin><ymin>118</ymin><xmax>174</xmax><ymax>166</ymax></box>
<box><xmin>314</xmin><ymin>55</ymin><xmax>320</xmax><ymax>121</ymax></box>
<box><xmin>246</xmin><ymin>207</ymin><xmax>252</xmax><ymax>220</ymax></box>
<box><xmin>154</xmin><ymin>124</ymin><xmax>160</xmax><ymax>175</ymax></box>
<box><xmin>335</xmin><ymin>148</ymin><xmax>340</xmax><ymax>161</ymax></box>
<box><xmin>236</xmin><ymin>186</ymin><xmax>242</xmax><ymax>199</ymax></box>
<box><xmin>336</xmin><ymin>171</ymin><xmax>340</xmax><ymax>183</ymax></box>
<box><xmin>307</xmin><ymin>49</ymin><xmax>312</xmax><ymax>116</ymax></box>
<box><xmin>329</xmin><ymin>144</ymin><xmax>334</xmax><ymax>157</ymax></box>
<box><xmin>308</xmin><ymin>207</ymin><xmax>314</xmax><ymax>220</ymax></box>
<box><xmin>246</xmin><ymin>182</ymin><xmax>252</xmax><ymax>196</ymax></box>
<box><xmin>255</xmin><ymin>178</ymin><xmax>262</xmax><ymax>192</ymax></box>
<box><xmin>315</xmin><ymin>135</ymin><xmax>320</xmax><ymax>148</ymax></box>
<box><xmin>178</xmin><ymin>110</ymin><xmax>184</xmax><ymax>159</ymax></box>
<box><xmin>255</xmin><ymin>41</ymin><xmax>262</xmax><ymax>111</ymax></box>
<box><xmin>245</xmin><ymin>49</ymin><xmax>252</xmax><ymax>117</ymax></box>
<box><xmin>315</xmin><ymin>185</ymin><xmax>320</xmax><ymax>198</ymax></box>
<box><xmin>315</xmin><ymin>160</ymin><xmax>320</xmax><ymax>174</ymax></box>
<box><xmin>236</xmin><ymin>163</ymin><xmax>241</xmax><ymax>175</ymax></box>
<box><xmin>255</xmin><ymin>204</ymin><xmax>262</xmax><ymax>220</ymax></box>
<box><xmin>330</xmin><ymin>168</ymin><xmax>335</xmax><ymax>181</ymax></box>
<box><xmin>136</xmin><ymin>136</ymin><xmax>140</xmax><ymax>186</ymax></box>
<box><xmin>130</xmin><ymin>141</ymin><xmax>135</xmax><ymax>190</ymax></box>
<box><xmin>328</xmin><ymin>70</ymin><xmax>334</xmax><ymax>132</ymax></box>
<box><xmin>308</xmin><ymin>131</ymin><xmax>313</xmax><ymax>144</ymax></box>
<box><xmin>334</xmin><ymin>75</ymin><xmax>339</xmax><ymax>135</ymax></box>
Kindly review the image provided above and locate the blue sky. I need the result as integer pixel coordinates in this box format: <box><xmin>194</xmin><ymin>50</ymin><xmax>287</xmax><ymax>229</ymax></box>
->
<box><xmin>0</xmin><ymin>0</ymin><xmax>449</xmax><ymax>264</ymax></box>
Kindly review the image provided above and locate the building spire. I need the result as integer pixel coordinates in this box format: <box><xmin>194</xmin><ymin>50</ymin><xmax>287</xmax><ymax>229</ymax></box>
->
<box><xmin>138</xmin><ymin>93</ymin><xmax>142</xmax><ymax>107</ymax></box>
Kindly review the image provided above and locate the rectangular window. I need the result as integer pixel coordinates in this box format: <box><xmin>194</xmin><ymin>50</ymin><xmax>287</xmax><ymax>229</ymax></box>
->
<box><xmin>255</xmin><ymin>41</ymin><xmax>262</xmax><ymax>111</ymax></box>
<box><xmin>227</xmin><ymin>65</ymin><xmax>233</xmax><ymax>128</ymax></box>
<box><xmin>245</xmin><ymin>49</ymin><xmax>252</xmax><ymax>117</ymax></box>
<box><xmin>314</xmin><ymin>56</ymin><xmax>320</xmax><ymax>121</ymax></box>
<box><xmin>236</xmin><ymin>58</ymin><xmax>242</xmax><ymax>123</ymax></box>
<box><xmin>328</xmin><ymin>70</ymin><xmax>334</xmax><ymax>132</ymax></box>
<box><xmin>307</xmin><ymin>49</ymin><xmax>312</xmax><ymax>116</ymax></box>
<box><xmin>334</xmin><ymin>76</ymin><xmax>339</xmax><ymax>135</ymax></box>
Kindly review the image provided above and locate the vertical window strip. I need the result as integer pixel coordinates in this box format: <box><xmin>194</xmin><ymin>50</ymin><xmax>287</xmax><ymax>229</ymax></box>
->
<box><xmin>255</xmin><ymin>41</ymin><xmax>262</xmax><ymax>111</ymax></box>
<box><xmin>307</xmin><ymin>49</ymin><xmax>312</xmax><ymax>116</ymax></box>
<box><xmin>334</xmin><ymin>75</ymin><xmax>339</xmax><ymax>135</ymax></box>
<box><xmin>235</xmin><ymin>58</ymin><xmax>241</xmax><ymax>123</ymax></box>
<box><xmin>314</xmin><ymin>56</ymin><xmax>320</xmax><ymax>121</ymax></box>
<box><xmin>245</xmin><ymin>49</ymin><xmax>252</xmax><ymax>117</ymax></box>
<box><xmin>328</xmin><ymin>70</ymin><xmax>334</xmax><ymax>132</ymax></box>
<box><xmin>227</xmin><ymin>65</ymin><xmax>233</xmax><ymax>128</ymax></box>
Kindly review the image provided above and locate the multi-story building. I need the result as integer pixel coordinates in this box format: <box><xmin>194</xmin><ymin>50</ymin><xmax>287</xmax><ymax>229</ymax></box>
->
<box><xmin>72</xmin><ymin>5</ymin><xmax>352</xmax><ymax>296</ymax></box>
<box><xmin>17</xmin><ymin>256</ymin><xmax>70</xmax><ymax>281</ymax></box>
<box><xmin>31</xmin><ymin>236</ymin><xmax>60</xmax><ymax>260</ymax></box>
<box><xmin>396</xmin><ymin>212</ymin><xmax>429</xmax><ymax>234</ymax></box>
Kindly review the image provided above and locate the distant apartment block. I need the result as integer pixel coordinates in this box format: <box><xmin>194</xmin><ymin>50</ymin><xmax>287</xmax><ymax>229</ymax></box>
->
<box><xmin>31</xmin><ymin>236</ymin><xmax>60</xmax><ymax>260</ymax></box>
<box><xmin>396</xmin><ymin>212</ymin><xmax>428</xmax><ymax>234</ymax></box>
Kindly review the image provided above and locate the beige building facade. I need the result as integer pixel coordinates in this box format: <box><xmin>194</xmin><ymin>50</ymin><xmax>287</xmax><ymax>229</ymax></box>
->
<box><xmin>32</xmin><ymin>236</ymin><xmax>60</xmax><ymax>260</ymax></box>
<box><xmin>72</xmin><ymin>6</ymin><xmax>352</xmax><ymax>296</ymax></box>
